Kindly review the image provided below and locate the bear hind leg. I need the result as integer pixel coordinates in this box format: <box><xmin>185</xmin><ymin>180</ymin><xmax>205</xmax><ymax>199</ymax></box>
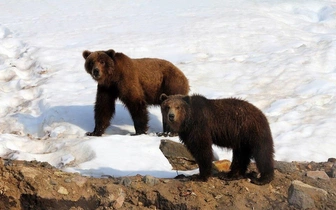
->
<box><xmin>250</xmin><ymin>146</ymin><xmax>274</xmax><ymax>185</ymax></box>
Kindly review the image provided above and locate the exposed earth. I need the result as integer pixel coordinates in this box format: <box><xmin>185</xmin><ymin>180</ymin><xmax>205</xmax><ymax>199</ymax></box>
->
<box><xmin>0</xmin><ymin>156</ymin><xmax>336</xmax><ymax>210</ymax></box>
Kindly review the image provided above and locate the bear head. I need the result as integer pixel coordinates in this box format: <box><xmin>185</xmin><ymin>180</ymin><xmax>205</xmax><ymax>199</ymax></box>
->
<box><xmin>160</xmin><ymin>94</ymin><xmax>191</xmax><ymax>132</ymax></box>
<box><xmin>83</xmin><ymin>49</ymin><xmax>116</xmax><ymax>85</ymax></box>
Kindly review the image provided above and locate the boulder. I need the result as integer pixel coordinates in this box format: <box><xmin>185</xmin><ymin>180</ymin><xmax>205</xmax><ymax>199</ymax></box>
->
<box><xmin>288</xmin><ymin>180</ymin><xmax>328</xmax><ymax>209</ymax></box>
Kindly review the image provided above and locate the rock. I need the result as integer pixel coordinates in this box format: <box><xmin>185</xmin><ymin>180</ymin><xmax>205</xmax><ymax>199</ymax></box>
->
<box><xmin>2</xmin><ymin>157</ymin><xmax>336</xmax><ymax>209</ymax></box>
<box><xmin>274</xmin><ymin>161</ymin><xmax>298</xmax><ymax>173</ymax></box>
<box><xmin>71</xmin><ymin>176</ymin><xmax>87</xmax><ymax>187</ymax></box>
<box><xmin>159</xmin><ymin>139</ymin><xmax>198</xmax><ymax>170</ymax></box>
<box><xmin>57</xmin><ymin>186</ymin><xmax>69</xmax><ymax>195</ymax></box>
<box><xmin>288</xmin><ymin>180</ymin><xmax>328</xmax><ymax>209</ymax></box>
<box><xmin>113</xmin><ymin>196</ymin><xmax>125</xmax><ymax>209</ymax></box>
<box><xmin>113</xmin><ymin>188</ymin><xmax>125</xmax><ymax>209</ymax></box>
<box><xmin>328</xmin><ymin>158</ymin><xmax>336</xmax><ymax>163</ymax></box>
<box><xmin>215</xmin><ymin>194</ymin><xmax>223</xmax><ymax>199</ymax></box>
<box><xmin>159</xmin><ymin>139</ymin><xmax>220</xmax><ymax>171</ymax></box>
<box><xmin>306</xmin><ymin>171</ymin><xmax>330</xmax><ymax>180</ymax></box>
<box><xmin>143</xmin><ymin>175</ymin><xmax>159</xmax><ymax>186</ymax></box>
<box><xmin>330</xmin><ymin>164</ymin><xmax>336</xmax><ymax>178</ymax></box>
<box><xmin>119</xmin><ymin>177</ymin><xmax>132</xmax><ymax>187</ymax></box>
<box><xmin>212</xmin><ymin>160</ymin><xmax>231</xmax><ymax>173</ymax></box>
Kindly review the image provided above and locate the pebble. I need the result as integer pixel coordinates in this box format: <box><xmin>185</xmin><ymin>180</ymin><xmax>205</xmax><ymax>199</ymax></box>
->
<box><xmin>215</xmin><ymin>195</ymin><xmax>223</xmax><ymax>199</ymax></box>
<box><xmin>57</xmin><ymin>186</ymin><xmax>69</xmax><ymax>195</ymax></box>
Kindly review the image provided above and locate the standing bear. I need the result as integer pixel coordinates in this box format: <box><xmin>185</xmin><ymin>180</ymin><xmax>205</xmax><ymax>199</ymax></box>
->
<box><xmin>83</xmin><ymin>49</ymin><xmax>189</xmax><ymax>136</ymax></box>
<box><xmin>160</xmin><ymin>94</ymin><xmax>274</xmax><ymax>185</ymax></box>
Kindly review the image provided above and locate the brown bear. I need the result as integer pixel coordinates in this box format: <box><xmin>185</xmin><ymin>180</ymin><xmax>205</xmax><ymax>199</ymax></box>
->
<box><xmin>83</xmin><ymin>49</ymin><xmax>189</xmax><ymax>136</ymax></box>
<box><xmin>160</xmin><ymin>93</ymin><xmax>274</xmax><ymax>185</ymax></box>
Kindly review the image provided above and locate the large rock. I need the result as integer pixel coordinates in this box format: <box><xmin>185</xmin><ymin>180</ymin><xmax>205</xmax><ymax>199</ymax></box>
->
<box><xmin>274</xmin><ymin>161</ymin><xmax>298</xmax><ymax>173</ymax></box>
<box><xmin>288</xmin><ymin>180</ymin><xmax>328</xmax><ymax>209</ymax></box>
<box><xmin>159</xmin><ymin>139</ymin><xmax>198</xmax><ymax>170</ymax></box>
<box><xmin>306</xmin><ymin>170</ymin><xmax>330</xmax><ymax>180</ymax></box>
<box><xmin>160</xmin><ymin>139</ymin><xmax>222</xmax><ymax>172</ymax></box>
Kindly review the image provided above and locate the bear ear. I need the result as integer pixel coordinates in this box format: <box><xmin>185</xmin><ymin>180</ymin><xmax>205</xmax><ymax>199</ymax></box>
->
<box><xmin>159</xmin><ymin>94</ymin><xmax>169</xmax><ymax>103</ymax></box>
<box><xmin>105</xmin><ymin>49</ymin><xmax>116</xmax><ymax>59</ymax></box>
<box><xmin>182</xmin><ymin>95</ymin><xmax>190</xmax><ymax>104</ymax></box>
<box><xmin>83</xmin><ymin>50</ymin><xmax>91</xmax><ymax>59</ymax></box>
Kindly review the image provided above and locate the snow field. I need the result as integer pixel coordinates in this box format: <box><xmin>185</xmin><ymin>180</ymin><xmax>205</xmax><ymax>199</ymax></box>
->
<box><xmin>0</xmin><ymin>1</ymin><xmax>335</xmax><ymax>177</ymax></box>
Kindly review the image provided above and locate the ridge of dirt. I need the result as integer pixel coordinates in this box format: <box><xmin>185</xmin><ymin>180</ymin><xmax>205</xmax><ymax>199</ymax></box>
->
<box><xmin>0</xmin><ymin>158</ymin><xmax>335</xmax><ymax>210</ymax></box>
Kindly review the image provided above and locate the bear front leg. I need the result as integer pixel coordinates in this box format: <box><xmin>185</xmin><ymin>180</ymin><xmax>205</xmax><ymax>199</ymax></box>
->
<box><xmin>187</xmin><ymin>139</ymin><xmax>213</xmax><ymax>181</ymax></box>
<box><xmin>157</xmin><ymin>114</ymin><xmax>172</xmax><ymax>137</ymax></box>
<box><xmin>125</xmin><ymin>100</ymin><xmax>149</xmax><ymax>135</ymax></box>
<box><xmin>227</xmin><ymin>148</ymin><xmax>251</xmax><ymax>180</ymax></box>
<box><xmin>196</xmin><ymin>151</ymin><xmax>213</xmax><ymax>181</ymax></box>
<box><xmin>86</xmin><ymin>85</ymin><xmax>117</xmax><ymax>136</ymax></box>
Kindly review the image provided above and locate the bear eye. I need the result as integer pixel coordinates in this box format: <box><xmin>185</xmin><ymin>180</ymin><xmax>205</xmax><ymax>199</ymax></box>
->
<box><xmin>99</xmin><ymin>60</ymin><xmax>105</xmax><ymax>65</ymax></box>
<box><xmin>176</xmin><ymin>106</ymin><xmax>180</xmax><ymax>110</ymax></box>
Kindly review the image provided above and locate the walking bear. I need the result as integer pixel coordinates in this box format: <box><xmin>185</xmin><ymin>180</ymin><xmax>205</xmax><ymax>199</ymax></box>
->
<box><xmin>160</xmin><ymin>93</ymin><xmax>274</xmax><ymax>185</ymax></box>
<box><xmin>83</xmin><ymin>49</ymin><xmax>189</xmax><ymax>136</ymax></box>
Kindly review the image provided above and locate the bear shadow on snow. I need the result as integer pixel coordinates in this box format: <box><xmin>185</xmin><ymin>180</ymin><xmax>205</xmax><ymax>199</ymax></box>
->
<box><xmin>14</xmin><ymin>103</ymin><xmax>163</xmax><ymax>137</ymax></box>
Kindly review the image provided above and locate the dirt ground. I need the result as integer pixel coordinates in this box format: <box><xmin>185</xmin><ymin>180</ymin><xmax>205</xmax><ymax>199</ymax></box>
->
<box><xmin>0</xmin><ymin>157</ymin><xmax>335</xmax><ymax>210</ymax></box>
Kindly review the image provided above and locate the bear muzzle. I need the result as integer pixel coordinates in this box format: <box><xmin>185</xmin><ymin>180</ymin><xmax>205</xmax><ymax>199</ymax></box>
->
<box><xmin>168</xmin><ymin>113</ymin><xmax>175</xmax><ymax>122</ymax></box>
<box><xmin>92</xmin><ymin>68</ymin><xmax>100</xmax><ymax>79</ymax></box>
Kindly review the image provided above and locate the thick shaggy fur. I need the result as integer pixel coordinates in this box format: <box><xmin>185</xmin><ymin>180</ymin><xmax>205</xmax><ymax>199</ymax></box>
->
<box><xmin>83</xmin><ymin>49</ymin><xmax>189</xmax><ymax>136</ymax></box>
<box><xmin>160</xmin><ymin>94</ymin><xmax>274</xmax><ymax>185</ymax></box>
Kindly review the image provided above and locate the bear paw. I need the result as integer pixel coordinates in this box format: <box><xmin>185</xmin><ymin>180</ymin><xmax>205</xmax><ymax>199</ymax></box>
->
<box><xmin>85</xmin><ymin>131</ymin><xmax>102</xmax><ymax>136</ymax></box>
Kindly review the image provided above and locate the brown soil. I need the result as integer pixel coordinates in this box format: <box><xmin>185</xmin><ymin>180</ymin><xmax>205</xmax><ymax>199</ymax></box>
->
<box><xmin>0</xmin><ymin>158</ymin><xmax>335</xmax><ymax>210</ymax></box>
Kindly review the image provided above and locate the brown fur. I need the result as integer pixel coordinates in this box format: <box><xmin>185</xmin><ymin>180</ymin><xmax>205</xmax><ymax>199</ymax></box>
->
<box><xmin>83</xmin><ymin>49</ymin><xmax>189</xmax><ymax>136</ymax></box>
<box><xmin>160</xmin><ymin>94</ymin><xmax>274</xmax><ymax>185</ymax></box>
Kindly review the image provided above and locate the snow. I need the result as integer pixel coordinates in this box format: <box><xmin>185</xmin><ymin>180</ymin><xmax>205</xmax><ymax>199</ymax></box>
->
<box><xmin>0</xmin><ymin>0</ymin><xmax>335</xmax><ymax>178</ymax></box>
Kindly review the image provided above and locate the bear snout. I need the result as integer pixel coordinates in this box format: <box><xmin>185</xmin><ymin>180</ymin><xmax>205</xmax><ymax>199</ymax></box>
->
<box><xmin>92</xmin><ymin>68</ymin><xmax>100</xmax><ymax>78</ymax></box>
<box><xmin>168</xmin><ymin>113</ymin><xmax>175</xmax><ymax>122</ymax></box>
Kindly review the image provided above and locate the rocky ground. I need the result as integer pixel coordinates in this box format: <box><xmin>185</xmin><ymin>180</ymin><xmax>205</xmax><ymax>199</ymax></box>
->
<box><xmin>1</xmin><ymin>155</ymin><xmax>336</xmax><ymax>210</ymax></box>
<box><xmin>1</xmin><ymin>139</ymin><xmax>336</xmax><ymax>210</ymax></box>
